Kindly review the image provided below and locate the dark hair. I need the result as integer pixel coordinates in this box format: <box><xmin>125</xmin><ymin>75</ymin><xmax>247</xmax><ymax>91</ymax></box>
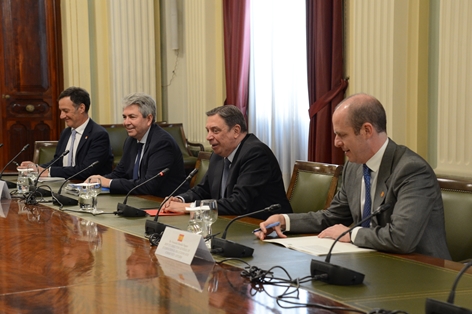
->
<box><xmin>340</xmin><ymin>93</ymin><xmax>387</xmax><ymax>135</ymax></box>
<box><xmin>206</xmin><ymin>105</ymin><xmax>248</xmax><ymax>132</ymax></box>
<box><xmin>122</xmin><ymin>92</ymin><xmax>156</xmax><ymax>121</ymax></box>
<box><xmin>59</xmin><ymin>87</ymin><xmax>91</xmax><ymax>112</ymax></box>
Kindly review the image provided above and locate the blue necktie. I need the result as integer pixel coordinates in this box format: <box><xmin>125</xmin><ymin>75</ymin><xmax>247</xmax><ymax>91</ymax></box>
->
<box><xmin>362</xmin><ymin>164</ymin><xmax>372</xmax><ymax>228</ymax></box>
<box><xmin>221</xmin><ymin>158</ymin><xmax>231</xmax><ymax>197</ymax></box>
<box><xmin>133</xmin><ymin>143</ymin><xmax>144</xmax><ymax>180</ymax></box>
<box><xmin>68</xmin><ymin>129</ymin><xmax>77</xmax><ymax>166</ymax></box>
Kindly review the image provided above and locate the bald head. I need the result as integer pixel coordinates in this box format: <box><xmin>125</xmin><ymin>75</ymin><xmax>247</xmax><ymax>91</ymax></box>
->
<box><xmin>335</xmin><ymin>93</ymin><xmax>387</xmax><ymax>135</ymax></box>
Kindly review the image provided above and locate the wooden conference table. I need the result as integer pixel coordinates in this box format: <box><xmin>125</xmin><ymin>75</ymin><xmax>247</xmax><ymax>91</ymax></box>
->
<box><xmin>1</xmin><ymin>178</ymin><xmax>472</xmax><ymax>313</ymax></box>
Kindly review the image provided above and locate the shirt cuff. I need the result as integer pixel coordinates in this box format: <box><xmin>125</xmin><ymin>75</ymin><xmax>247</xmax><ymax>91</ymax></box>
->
<box><xmin>282</xmin><ymin>214</ymin><xmax>291</xmax><ymax>231</ymax></box>
<box><xmin>176</xmin><ymin>196</ymin><xmax>185</xmax><ymax>203</ymax></box>
<box><xmin>350</xmin><ymin>226</ymin><xmax>361</xmax><ymax>242</ymax></box>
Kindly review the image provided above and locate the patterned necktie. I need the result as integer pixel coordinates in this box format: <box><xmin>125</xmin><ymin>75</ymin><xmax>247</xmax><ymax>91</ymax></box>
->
<box><xmin>221</xmin><ymin>158</ymin><xmax>231</xmax><ymax>197</ymax></box>
<box><xmin>362</xmin><ymin>164</ymin><xmax>372</xmax><ymax>227</ymax></box>
<box><xmin>133</xmin><ymin>143</ymin><xmax>144</xmax><ymax>180</ymax></box>
<box><xmin>68</xmin><ymin>129</ymin><xmax>77</xmax><ymax>166</ymax></box>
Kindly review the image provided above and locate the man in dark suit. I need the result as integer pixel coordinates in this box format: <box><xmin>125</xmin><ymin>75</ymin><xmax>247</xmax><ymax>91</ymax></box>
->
<box><xmin>255</xmin><ymin>93</ymin><xmax>451</xmax><ymax>259</ymax></box>
<box><xmin>21</xmin><ymin>87</ymin><xmax>113</xmax><ymax>180</ymax></box>
<box><xmin>87</xmin><ymin>93</ymin><xmax>188</xmax><ymax>197</ymax></box>
<box><xmin>162</xmin><ymin>105</ymin><xmax>292</xmax><ymax>220</ymax></box>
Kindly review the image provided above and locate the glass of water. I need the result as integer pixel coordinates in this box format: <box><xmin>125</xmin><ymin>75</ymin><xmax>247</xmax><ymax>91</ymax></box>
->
<box><xmin>16</xmin><ymin>168</ymin><xmax>30</xmax><ymax>194</ymax></box>
<box><xmin>87</xmin><ymin>177</ymin><xmax>102</xmax><ymax>214</ymax></box>
<box><xmin>201</xmin><ymin>199</ymin><xmax>218</xmax><ymax>248</ymax></box>
<box><xmin>78</xmin><ymin>183</ymin><xmax>94</xmax><ymax>211</ymax></box>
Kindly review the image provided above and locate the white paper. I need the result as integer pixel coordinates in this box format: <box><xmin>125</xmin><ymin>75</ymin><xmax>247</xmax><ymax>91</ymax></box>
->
<box><xmin>155</xmin><ymin>227</ymin><xmax>214</xmax><ymax>264</ymax></box>
<box><xmin>264</xmin><ymin>236</ymin><xmax>374</xmax><ymax>256</ymax></box>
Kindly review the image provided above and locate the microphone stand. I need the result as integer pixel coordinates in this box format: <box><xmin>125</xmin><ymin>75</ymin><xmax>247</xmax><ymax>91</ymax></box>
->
<box><xmin>0</xmin><ymin>144</ymin><xmax>29</xmax><ymax>189</ymax></box>
<box><xmin>425</xmin><ymin>260</ymin><xmax>472</xmax><ymax>314</ymax></box>
<box><xmin>211</xmin><ymin>204</ymin><xmax>282</xmax><ymax>258</ymax></box>
<box><xmin>310</xmin><ymin>203</ymin><xmax>392</xmax><ymax>285</ymax></box>
<box><xmin>115</xmin><ymin>168</ymin><xmax>170</xmax><ymax>217</ymax></box>
<box><xmin>25</xmin><ymin>150</ymin><xmax>69</xmax><ymax>205</ymax></box>
<box><xmin>145</xmin><ymin>168</ymin><xmax>198</xmax><ymax>235</ymax></box>
<box><xmin>52</xmin><ymin>160</ymin><xmax>99</xmax><ymax>207</ymax></box>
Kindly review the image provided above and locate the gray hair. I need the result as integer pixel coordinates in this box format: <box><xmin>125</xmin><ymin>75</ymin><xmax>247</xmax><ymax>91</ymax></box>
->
<box><xmin>122</xmin><ymin>93</ymin><xmax>156</xmax><ymax>120</ymax></box>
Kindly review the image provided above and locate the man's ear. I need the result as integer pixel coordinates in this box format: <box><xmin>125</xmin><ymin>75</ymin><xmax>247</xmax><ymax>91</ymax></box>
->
<box><xmin>362</xmin><ymin>122</ymin><xmax>374</xmax><ymax>138</ymax></box>
<box><xmin>233</xmin><ymin>124</ymin><xmax>241</xmax><ymax>137</ymax></box>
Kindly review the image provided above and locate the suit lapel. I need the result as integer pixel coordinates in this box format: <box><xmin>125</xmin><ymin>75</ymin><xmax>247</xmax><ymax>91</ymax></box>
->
<box><xmin>372</xmin><ymin>140</ymin><xmax>396</xmax><ymax>223</ymax></box>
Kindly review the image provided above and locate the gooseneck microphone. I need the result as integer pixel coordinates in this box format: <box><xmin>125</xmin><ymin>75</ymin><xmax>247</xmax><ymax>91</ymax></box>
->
<box><xmin>310</xmin><ymin>203</ymin><xmax>392</xmax><ymax>285</ymax></box>
<box><xmin>425</xmin><ymin>261</ymin><xmax>472</xmax><ymax>313</ymax></box>
<box><xmin>25</xmin><ymin>150</ymin><xmax>70</xmax><ymax>205</ymax></box>
<box><xmin>145</xmin><ymin>168</ymin><xmax>198</xmax><ymax>235</ymax></box>
<box><xmin>52</xmin><ymin>160</ymin><xmax>99</xmax><ymax>207</ymax></box>
<box><xmin>115</xmin><ymin>168</ymin><xmax>170</xmax><ymax>217</ymax></box>
<box><xmin>211</xmin><ymin>203</ymin><xmax>282</xmax><ymax>258</ymax></box>
<box><xmin>0</xmin><ymin>144</ymin><xmax>29</xmax><ymax>188</ymax></box>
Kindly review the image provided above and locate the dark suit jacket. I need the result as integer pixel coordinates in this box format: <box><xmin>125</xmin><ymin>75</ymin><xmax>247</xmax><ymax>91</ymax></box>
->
<box><xmin>105</xmin><ymin>123</ymin><xmax>188</xmax><ymax>197</ymax></box>
<box><xmin>178</xmin><ymin>134</ymin><xmax>292</xmax><ymax>220</ymax></box>
<box><xmin>288</xmin><ymin>139</ymin><xmax>451</xmax><ymax>260</ymax></box>
<box><xmin>42</xmin><ymin>119</ymin><xmax>113</xmax><ymax>180</ymax></box>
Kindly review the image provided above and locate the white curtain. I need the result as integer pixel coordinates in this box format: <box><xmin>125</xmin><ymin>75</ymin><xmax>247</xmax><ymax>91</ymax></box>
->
<box><xmin>248</xmin><ymin>0</ymin><xmax>309</xmax><ymax>188</ymax></box>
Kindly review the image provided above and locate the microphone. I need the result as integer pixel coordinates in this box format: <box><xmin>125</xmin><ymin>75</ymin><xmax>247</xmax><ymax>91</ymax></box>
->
<box><xmin>211</xmin><ymin>203</ymin><xmax>282</xmax><ymax>258</ymax></box>
<box><xmin>52</xmin><ymin>160</ymin><xmax>99</xmax><ymax>206</ymax></box>
<box><xmin>310</xmin><ymin>203</ymin><xmax>392</xmax><ymax>285</ymax></box>
<box><xmin>145</xmin><ymin>168</ymin><xmax>198</xmax><ymax>235</ymax></box>
<box><xmin>115</xmin><ymin>168</ymin><xmax>170</xmax><ymax>217</ymax></box>
<box><xmin>25</xmin><ymin>150</ymin><xmax>69</xmax><ymax>204</ymax></box>
<box><xmin>425</xmin><ymin>261</ymin><xmax>472</xmax><ymax>314</ymax></box>
<box><xmin>0</xmin><ymin>144</ymin><xmax>29</xmax><ymax>189</ymax></box>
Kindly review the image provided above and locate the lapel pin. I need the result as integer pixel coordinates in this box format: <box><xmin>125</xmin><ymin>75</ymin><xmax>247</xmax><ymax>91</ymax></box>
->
<box><xmin>380</xmin><ymin>191</ymin><xmax>385</xmax><ymax>198</ymax></box>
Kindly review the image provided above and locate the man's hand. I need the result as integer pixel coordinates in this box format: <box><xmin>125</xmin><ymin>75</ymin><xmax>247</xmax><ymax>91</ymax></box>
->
<box><xmin>86</xmin><ymin>175</ymin><xmax>110</xmax><ymax>188</ymax></box>
<box><xmin>254</xmin><ymin>214</ymin><xmax>286</xmax><ymax>240</ymax></box>
<box><xmin>161</xmin><ymin>197</ymin><xmax>189</xmax><ymax>214</ymax></box>
<box><xmin>317</xmin><ymin>224</ymin><xmax>351</xmax><ymax>242</ymax></box>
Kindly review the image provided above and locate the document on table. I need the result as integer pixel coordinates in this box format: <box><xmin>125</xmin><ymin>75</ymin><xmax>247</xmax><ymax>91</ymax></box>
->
<box><xmin>264</xmin><ymin>236</ymin><xmax>374</xmax><ymax>256</ymax></box>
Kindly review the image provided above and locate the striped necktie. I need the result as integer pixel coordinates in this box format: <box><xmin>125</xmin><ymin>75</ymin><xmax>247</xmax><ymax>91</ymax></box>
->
<box><xmin>133</xmin><ymin>143</ymin><xmax>144</xmax><ymax>180</ymax></box>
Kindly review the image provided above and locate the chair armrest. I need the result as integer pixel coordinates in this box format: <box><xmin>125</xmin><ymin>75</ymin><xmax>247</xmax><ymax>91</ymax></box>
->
<box><xmin>186</xmin><ymin>140</ymin><xmax>204</xmax><ymax>152</ymax></box>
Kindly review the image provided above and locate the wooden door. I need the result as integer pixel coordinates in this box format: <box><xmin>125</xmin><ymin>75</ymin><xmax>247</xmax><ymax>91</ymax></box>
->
<box><xmin>0</xmin><ymin>0</ymin><xmax>63</xmax><ymax>172</ymax></box>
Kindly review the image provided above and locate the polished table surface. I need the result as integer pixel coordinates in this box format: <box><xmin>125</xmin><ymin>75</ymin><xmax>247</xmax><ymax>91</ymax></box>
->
<box><xmin>2</xmin><ymin>177</ymin><xmax>472</xmax><ymax>313</ymax></box>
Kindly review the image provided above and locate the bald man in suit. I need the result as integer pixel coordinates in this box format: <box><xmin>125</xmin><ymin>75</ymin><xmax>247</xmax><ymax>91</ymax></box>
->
<box><xmin>256</xmin><ymin>93</ymin><xmax>451</xmax><ymax>260</ymax></box>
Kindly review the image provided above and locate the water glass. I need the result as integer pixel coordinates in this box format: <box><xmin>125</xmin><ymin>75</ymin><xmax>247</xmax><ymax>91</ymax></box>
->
<box><xmin>17</xmin><ymin>168</ymin><xmax>30</xmax><ymax>194</ymax></box>
<box><xmin>87</xmin><ymin>177</ymin><xmax>103</xmax><ymax>214</ymax></box>
<box><xmin>78</xmin><ymin>183</ymin><xmax>94</xmax><ymax>211</ymax></box>
<box><xmin>187</xmin><ymin>210</ymin><xmax>204</xmax><ymax>235</ymax></box>
<box><xmin>201</xmin><ymin>199</ymin><xmax>218</xmax><ymax>248</ymax></box>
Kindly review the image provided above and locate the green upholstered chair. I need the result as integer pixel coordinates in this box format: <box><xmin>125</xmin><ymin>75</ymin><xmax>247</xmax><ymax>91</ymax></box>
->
<box><xmin>102</xmin><ymin>124</ymin><xmax>128</xmax><ymax>169</ymax></box>
<box><xmin>437</xmin><ymin>176</ymin><xmax>472</xmax><ymax>262</ymax></box>
<box><xmin>286</xmin><ymin>161</ymin><xmax>343</xmax><ymax>214</ymax></box>
<box><xmin>33</xmin><ymin>141</ymin><xmax>58</xmax><ymax>165</ymax></box>
<box><xmin>191</xmin><ymin>151</ymin><xmax>212</xmax><ymax>187</ymax></box>
<box><xmin>158</xmin><ymin>123</ymin><xmax>204</xmax><ymax>175</ymax></box>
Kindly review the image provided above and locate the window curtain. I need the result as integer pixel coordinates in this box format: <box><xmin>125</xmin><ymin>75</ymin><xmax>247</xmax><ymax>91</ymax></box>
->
<box><xmin>222</xmin><ymin>0</ymin><xmax>251</xmax><ymax>120</ymax></box>
<box><xmin>248</xmin><ymin>0</ymin><xmax>309</xmax><ymax>187</ymax></box>
<box><xmin>306</xmin><ymin>0</ymin><xmax>348</xmax><ymax>164</ymax></box>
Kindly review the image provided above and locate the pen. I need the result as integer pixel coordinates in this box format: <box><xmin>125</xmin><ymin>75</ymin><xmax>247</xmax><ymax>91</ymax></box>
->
<box><xmin>252</xmin><ymin>221</ymin><xmax>280</xmax><ymax>233</ymax></box>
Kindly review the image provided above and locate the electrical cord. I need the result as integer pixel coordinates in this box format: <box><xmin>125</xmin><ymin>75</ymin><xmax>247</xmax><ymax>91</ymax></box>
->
<box><xmin>215</xmin><ymin>258</ymin><xmax>408</xmax><ymax>314</ymax></box>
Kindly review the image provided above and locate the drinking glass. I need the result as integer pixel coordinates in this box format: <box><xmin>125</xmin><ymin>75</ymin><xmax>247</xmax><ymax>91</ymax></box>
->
<box><xmin>78</xmin><ymin>183</ymin><xmax>94</xmax><ymax>211</ymax></box>
<box><xmin>201</xmin><ymin>199</ymin><xmax>218</xmax><ymax>248</ymax></box>
<box><xmin>26</xmin><ymin>163</ymin><xmax>39</xmax><ymax>187</ymax></box>
<box><xmin>16</xmin><ymin>168</ymin><xmax>30</xmax><ymax>194</ymax></box>
<box><xmin>87</xmin><ymin>177</ymin><xmax>103</xmax><ymax>214</ymax></box>
<box><xmin>187</xmin><ymin>209</ymin><xmax>204</xmax><ymax>235</ymax></box>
